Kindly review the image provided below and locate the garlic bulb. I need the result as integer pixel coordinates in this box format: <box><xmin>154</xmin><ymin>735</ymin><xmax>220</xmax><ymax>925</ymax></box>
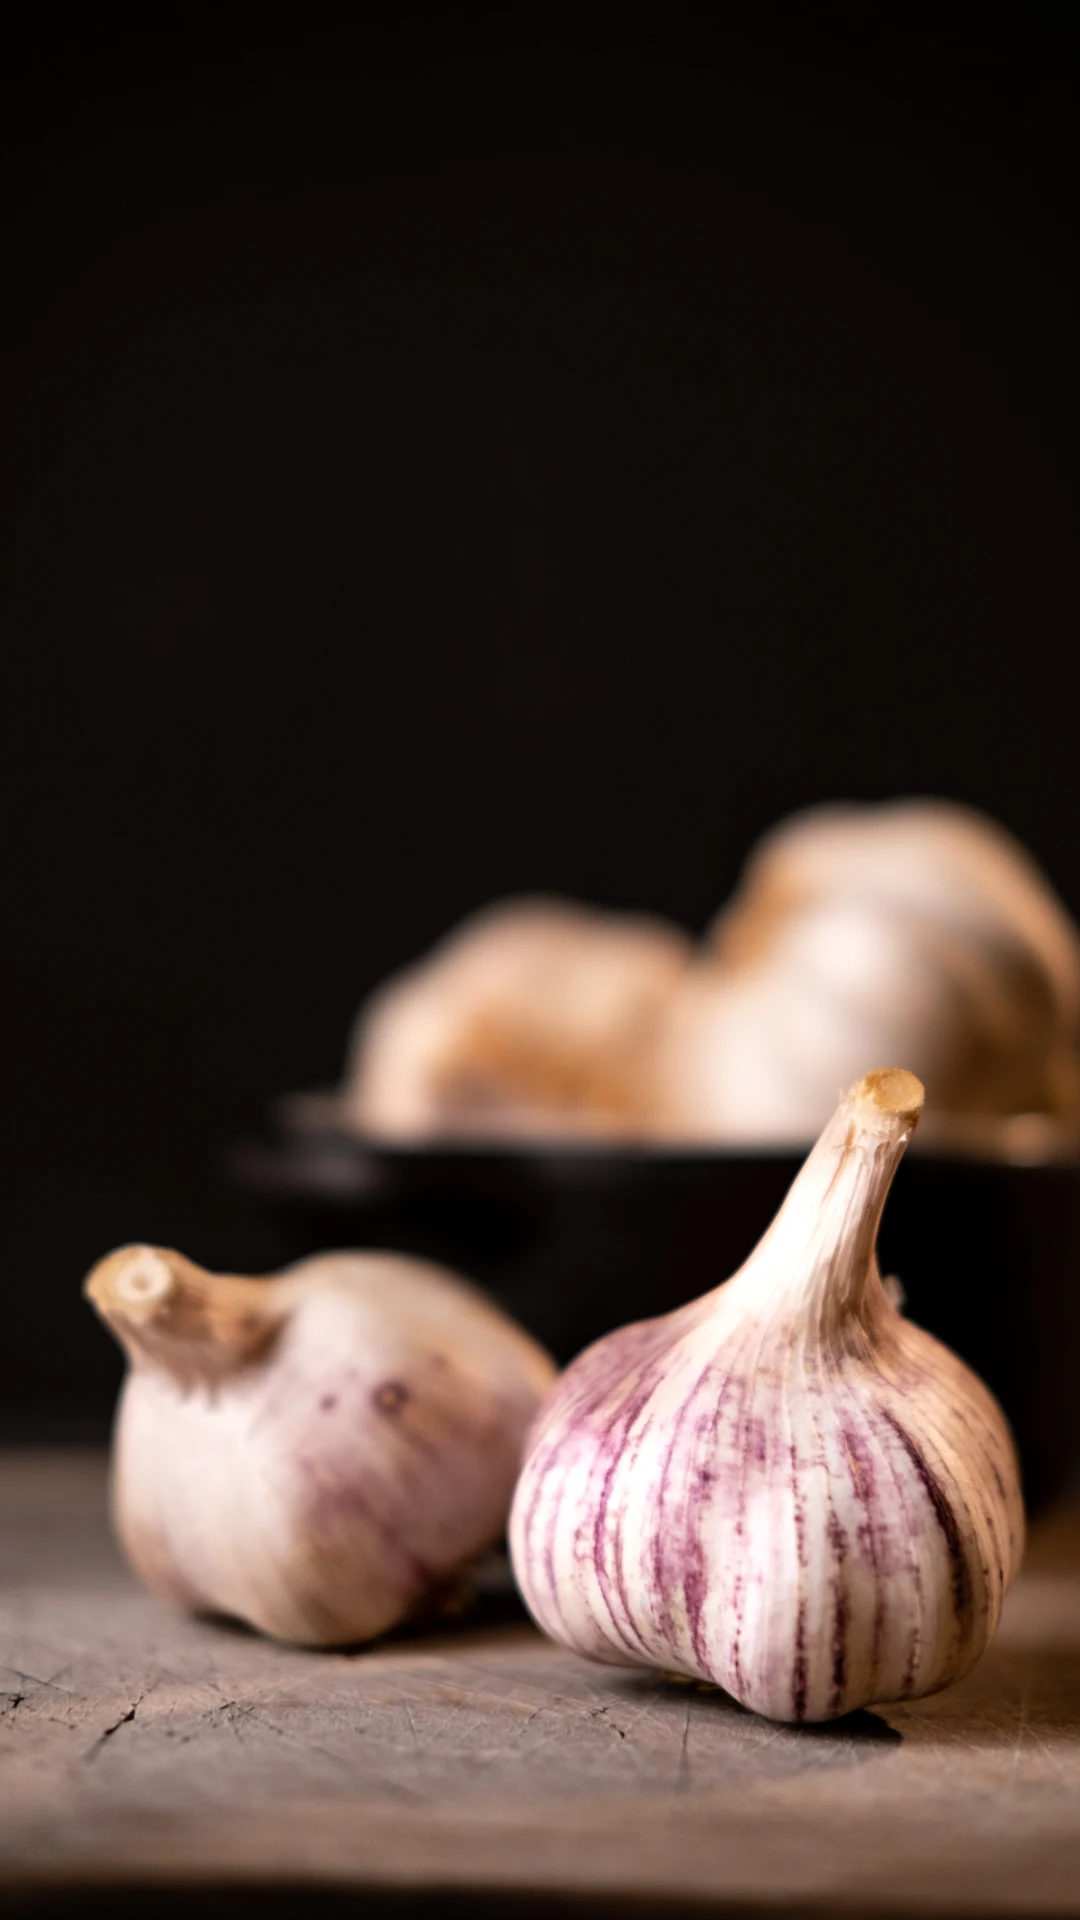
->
<box><xmin>343</xmin><ymin>896</ymin><xmax>692</xmax><ymax>1141</ymax></box>
<box><xmin>652</xmin><ymin>800</ymin><xmax>1080</xmax><ymax>1145</ymax></box>
<box><xmin>728</xmin><ymin>802</ymin><xmax>1080</xmax><ymax>1021</ymax></box>
<box><xmin>86</xmin><ymin>1245</ymin><xmax>555</xmax><ymax>1645</ymax></box>
<box><xmin>510</xmin><ymin>1069</ymin><xmax>1024</xmax><ymax>1723</ymax></box>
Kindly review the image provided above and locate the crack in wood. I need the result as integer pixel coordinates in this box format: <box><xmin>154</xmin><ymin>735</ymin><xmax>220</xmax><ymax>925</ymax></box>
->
<box><xmin>590</xmin><ymin>1705</ymin><xmax>627</xmax><ymax>1738</ymax></box>
<box><xmin>399</xmin><ymin>1692</ymin><xmax>422</xmax><ymax>1754</ymax></box>
<box><xmin>0</xmin><ymin>1664</ymin><xmax>74</xmax><ymax>1695</ymax></box>
<box><xmin>82</xmin><ymin>1695</ymin><xmax>143</xmax><ymax>1763</ymax></box>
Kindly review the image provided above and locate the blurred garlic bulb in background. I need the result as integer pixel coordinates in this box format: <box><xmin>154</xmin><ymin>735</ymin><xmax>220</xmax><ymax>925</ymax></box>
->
<box><xmin>652</xmin><ymin>800</ymin><xmax>1080</xmax><ymax>1145</ymax></box>
<box><xmin>86</xmin><ymin>1245</ymin><xmax>555</xmax><ymax>1645</ymax></box>
<box><xmin>343</xmin><ymin>897</ymin><xmax>692</xmax><ymax>1141</ymax></box>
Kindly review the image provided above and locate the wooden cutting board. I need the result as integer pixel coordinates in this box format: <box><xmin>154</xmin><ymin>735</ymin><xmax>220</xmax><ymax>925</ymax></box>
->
<box><xmin>2</xmin><ymin>1452</ymin><xmax>1078</xmax><ymax>1916</ymax></box>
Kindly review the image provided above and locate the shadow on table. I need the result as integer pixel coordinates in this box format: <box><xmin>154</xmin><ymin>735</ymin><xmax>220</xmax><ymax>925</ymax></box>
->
<box><xmin>604</xmin><ymin>1632</ymin><xmax>1080</xmax><ymax>1754</ymax></box>
<box><xmin>194</xmin><ymin>1548</ymin><xmax>529</xmax><ymax>1649</ymax></box>
<box><xmin>609</xmin><ymin>1665</ymin><xmax>902</xmax><ymax>1762</ymax></box>
<box><xmin>892</xmin><ymin>1641</ymin><xmax>1080</xmax><ymax>1745</ymax></box>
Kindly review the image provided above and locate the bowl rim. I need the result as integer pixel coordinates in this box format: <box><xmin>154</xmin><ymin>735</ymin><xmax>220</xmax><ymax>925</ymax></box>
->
<box><xmin>257</xmin><ymin>1088</ymin><xmax>1080</xmax><ymax>1174</ymax></box>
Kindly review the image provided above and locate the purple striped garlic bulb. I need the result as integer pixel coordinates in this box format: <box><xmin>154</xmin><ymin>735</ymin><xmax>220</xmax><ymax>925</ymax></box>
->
<box><xmin>86</xmin><ymin>1246</ymin><xmax>555</xmax><ymax>1646</ymax></box>
<box><xmin>510</xmin><ymin>1068</ymin><xmax>1024</xmax><ymax>1723</ymax></box>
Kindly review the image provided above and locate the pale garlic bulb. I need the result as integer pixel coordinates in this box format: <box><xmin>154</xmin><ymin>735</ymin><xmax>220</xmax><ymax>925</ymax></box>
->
<box><xmin>86</xmin><ymin>1245</ymin><xmax>555</xmax><ymax>1645</ymax></box>
<box><xmin>727</xmin><ymin>800</ymin><xmax>1080</xmax><ymax>1023</ymax></box>
<box><xmin>510</xmin><ymin>1069</ymin><xmax>1024</xmax><ymax>1723</ymax></box>
<box><xmin>651</xmin><ymin>800</ymin><xmax>1080</xmax><ymax>1145</ymax></box>
<box><xmin>343</xmin><ymin>896</ymin><xmax>692</xmax><ymax>1141</ymax></box>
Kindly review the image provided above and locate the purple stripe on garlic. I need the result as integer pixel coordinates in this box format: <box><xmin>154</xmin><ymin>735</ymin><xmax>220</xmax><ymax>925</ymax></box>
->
<box><xmin>85</xmin><ymin>1246</ymin><xmax>556</xmax><ymax>1646</ymax></box>
<box><xmin>509</xmin><ymin>1068</ymin><xmax>1024</xmax><ymax>1723</ymax></box>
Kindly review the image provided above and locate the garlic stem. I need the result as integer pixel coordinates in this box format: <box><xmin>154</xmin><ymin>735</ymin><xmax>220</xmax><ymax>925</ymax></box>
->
<box><xmin>86</xmin><ymin>1246</ymin><xmax>289</xmax><ymax>1387</ymax></box>
<box><xmin>735</xmin><ymin>1067</ymin><xmax>925</xmax><ymax>1329</ymax></box>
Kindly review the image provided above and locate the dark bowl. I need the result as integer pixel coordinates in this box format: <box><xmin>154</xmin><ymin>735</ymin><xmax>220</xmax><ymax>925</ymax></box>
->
<box><xmin>229</xmin><ymin>1098</ymin><xmax>1080</xmax><ymax>1512</ymax></box>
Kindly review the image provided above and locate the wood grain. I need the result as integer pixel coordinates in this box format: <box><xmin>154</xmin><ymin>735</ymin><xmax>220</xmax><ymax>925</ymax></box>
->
<box><xmin>2</xmin><ymin>1452</ymin><xmax>1079</xmax><ymax>1915</ymax></box>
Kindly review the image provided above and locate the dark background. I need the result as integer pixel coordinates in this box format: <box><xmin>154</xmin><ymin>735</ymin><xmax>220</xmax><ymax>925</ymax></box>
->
<box><xmin>4</xmin><ymin>8</ymin><xmax>1077</xmax><ymax>1439</ymax></box>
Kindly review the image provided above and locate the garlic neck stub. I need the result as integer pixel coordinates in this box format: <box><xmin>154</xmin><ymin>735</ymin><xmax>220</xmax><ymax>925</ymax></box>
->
<box><xmin>86</xmin><ymin>1247</ymin><xmax>556</xmax><ymax>1646</ymax></box>
<box><xmin>509</xmin><ymin>1069</ymin><xmax>1024</xmax><ymax>1723</ymax></box>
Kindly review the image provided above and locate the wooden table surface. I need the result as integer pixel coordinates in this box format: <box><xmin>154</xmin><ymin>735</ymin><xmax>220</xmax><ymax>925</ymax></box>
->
<box><xmin>2</xmin><ymin>1452</ymin><xmax>1079</xmax><ymax>1918</ymax></box>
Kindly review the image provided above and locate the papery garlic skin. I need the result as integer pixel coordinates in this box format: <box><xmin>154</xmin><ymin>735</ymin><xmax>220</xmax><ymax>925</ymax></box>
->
<box><xmin>86</xmin><ymin>1247</ymin><xmax>556</xmax><ymax>1646</ymax></box>
<box><xmin>510</xmin><ymin>1070</ymin><xmax>1024</xmax><ymax>1723</ymax></box>
<box><xmin>729</xmin><ymin>801</ymin><xmax>1080</xmax><ymax>1027</ymax></box>
<box><xmin>343</xmin><ymin>897</ymin><xmax>692</xmax><ymax>1141</ymax></box>
<box><xmin>651</xmin><ymin>800</ymin><xmax>1080</xmax><ymax>1145</ymax></box>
